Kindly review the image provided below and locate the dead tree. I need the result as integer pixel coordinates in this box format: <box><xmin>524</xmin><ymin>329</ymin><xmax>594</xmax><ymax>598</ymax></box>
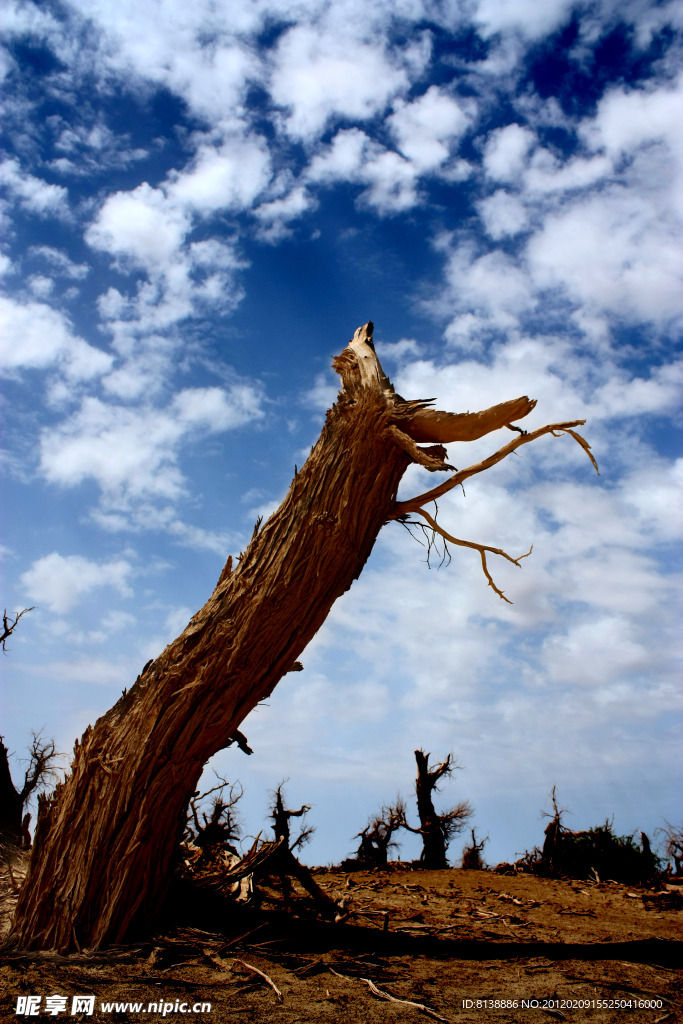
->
<box><xmin>658</xmin><ymin>822</ymin><xmax>683</xmax><ymax>876</ymax></box>
<box><xmin>353</xmin><ymin>800</ymin><xmax>406</xmax><ymax>868</ymax></box>
<box><xmin>186</xmin><ymin>776</ymin><xmax>242</xmax><ymax>858</ymax></box>
<box><xmin>403</xmin><ymin>751</ymin><xmax>473</xmax><ymax>868</ymax></box>
<box><xmin>10</xmin><ymin>321</ymin><xmax>597</xmax><ymax>950</ymax></box>
<box><xmin>1</xmin><ymin>607</ymin><xmax>34</xmax><ymax>652</ymax></box>
<box><xmin>0</xmin><ymin>734</ymin><xmax>58</xmax><ymax>851</ymax></box>
<box><xmin>461</xmin><ymin>828</ymin><xmax>488</xmax><ymax>870</ymax></box>
<box><xmin>270</xmin><ymin>784</ymin><xmax>313</xmax><ymax>852</ymax></box>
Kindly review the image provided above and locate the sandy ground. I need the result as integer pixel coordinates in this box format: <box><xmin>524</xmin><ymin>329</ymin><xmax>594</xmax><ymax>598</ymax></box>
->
<box><xmin>1</xmin><ymin>867</ymin><xmax>682</xmax><ymax>1023</ymax></box>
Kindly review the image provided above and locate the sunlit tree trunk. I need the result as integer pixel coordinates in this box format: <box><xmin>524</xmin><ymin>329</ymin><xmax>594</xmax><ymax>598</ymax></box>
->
<box><xmin>11</xmin><ymin>321</ymin><xmax>585</xmax><ymax>951</ymax></box>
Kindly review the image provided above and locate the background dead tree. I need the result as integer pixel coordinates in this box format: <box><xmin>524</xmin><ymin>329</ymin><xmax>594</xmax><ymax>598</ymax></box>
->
<box><xmin>539</xmin><ymin>785</ymin><xmax>569</xmax><ymax>877</ymax></box>
<box><xmin>1</xmin><ymin>607</ymin><xmax>34</xmax><ymax>652</ymax></box>
<box><xmin>270</xmin><ymin>783</ymin><xmax>313</xmax><ymax>852</ymax></box>
<box><xmin>11</xmin><ymin>321</ymin><xmax>596</xmax><ymax>951</ymax></box>
<box><xmin>657</xmin><ymin>822</ymin><xmax>683</xmax><ymax>876</ymax></box>
<box><xmin>403</xmin><ymin>751</ymin><xmax>473</xmax><ymax>868</ymax></box>
<box><xmin>461</xmin><ymin>828</ymin><xmax>488</xmax><ymax>870</ymax></box>
<box><xmin>185</xmin><ymin>775</ymin><xmax>243</xmax><ymax>864</ymax></box>
<box><xmin>509</xmin><ymin>788</ymin><xmax>663</xmax><ymax>884</ymax></box>
<box><xmin>352</xmin><ymin>799</ymin><xmax>406</xmax><ymax>868</ymax></box>
<box><xmin>0</xmin><ymin>733</ymin><xmax>59</xmax><ymax>851</ymax></box>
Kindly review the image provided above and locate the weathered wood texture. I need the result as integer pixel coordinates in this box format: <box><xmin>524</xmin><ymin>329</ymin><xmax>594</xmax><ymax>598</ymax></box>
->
<box><xmin>10</xmin><ymin>322</ymin><xmax>538</xmax><ymax>952</ymax></box>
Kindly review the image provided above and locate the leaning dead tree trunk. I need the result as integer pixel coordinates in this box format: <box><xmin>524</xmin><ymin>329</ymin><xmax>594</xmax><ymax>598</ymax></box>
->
<box><xmin>11</xmin><ymin>321</ymin><xmax>596</xmax><ymax>951</ymax></box>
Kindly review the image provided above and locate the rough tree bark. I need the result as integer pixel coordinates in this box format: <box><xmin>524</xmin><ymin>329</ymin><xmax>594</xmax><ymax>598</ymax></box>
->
<box><xmin>10</xmin><ymin>321</ymin><xmax>595</xmax><ymax>951</ymax></box>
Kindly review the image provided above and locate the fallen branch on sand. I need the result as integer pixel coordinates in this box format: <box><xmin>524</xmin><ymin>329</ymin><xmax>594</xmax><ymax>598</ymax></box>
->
<box><xmin>329</xmin><ymin>967</ymin><xmax>449</xmax><ymax>1022</ymax></box>
<box><xmin>233</xmin><ymin>959</ymin><xmax>283</xmax><ymax>1002</ymax></box>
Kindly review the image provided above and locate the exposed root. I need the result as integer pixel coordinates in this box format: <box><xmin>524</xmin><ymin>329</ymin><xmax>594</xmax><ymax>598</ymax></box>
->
<box><xmin>414</xmin><ymin>508</ymin><xmax>531</xmax><ymax>604</ymax></box>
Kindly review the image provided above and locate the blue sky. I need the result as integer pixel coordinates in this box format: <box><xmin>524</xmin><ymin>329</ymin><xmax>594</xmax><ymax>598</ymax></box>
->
<box><xmin>1</xmin><ymin>0</ymin><xmax>681</xmax><ymax>867</ymax></box>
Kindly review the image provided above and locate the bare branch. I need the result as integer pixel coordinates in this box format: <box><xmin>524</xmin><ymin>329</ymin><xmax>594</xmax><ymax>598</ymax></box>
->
<box><xmin>559</xmin><ymin>427</ymin><xmax>600</xmax><ymax>476</ymax></box>
<box><xmin>19</xmin><ymin>732</ymin><xmax>59</xmax><ymax>804</ymax></box>
<box><xmin>386</xmin><ymin>425</ymin><xmax>453</xmax><ymax>473</ymax></box>
<box><xmin>2</xmin><ymin>607</ymin><xmax>34</xmax><ymax>651</ymax></box>
<box><xmin>403</xmin><ymin>394</ymin><xmax>536</xmax><ymax>444</ymax></box>
<box><xmin>391</xmin><ymin>419</ymin><xmax>597</xmax><ymax>518</ymax></box>
<box><xmin>234</xmin><ymin>960</ymin><xmax>283</xmax><ymax>1003</ymax></box>
<box><xmin>414</xmin><ymin>508</ymin><xmax>532</xmax><ymax>604</ymax></box>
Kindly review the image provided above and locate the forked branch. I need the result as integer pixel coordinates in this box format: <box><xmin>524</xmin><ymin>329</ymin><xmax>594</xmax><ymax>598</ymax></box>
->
<box><xmin>391</xmin><ymin>419</ymin><xmax>598</xmax><ymax>518</ymax></box>
<box><xmin>413</xmin><ymin>508</ymin><xmax>531</xmax><ymax>603</ymax></box>
<box><xmin>2</xmin><ymin>607</ymin><xmax>34</xmax><ymax>651</ymax></box>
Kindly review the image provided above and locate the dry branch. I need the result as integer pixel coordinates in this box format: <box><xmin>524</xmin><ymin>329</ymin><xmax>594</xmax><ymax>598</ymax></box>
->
<box><xmin>392</xmin><ymin>420</ymin><xmax>597</xmax><ymax>518</ymax></box>
<box><xmin>234</xmin><ymin>959</ymin><xmax>283</xmax><ymax>1002</ymax></box>
<box><xmin>415</xmin><ymin>507</ymin><xmax>532</xmax><ymax>603</ymax></box>
<box><xmin>404</xmin><ymin>396</ymin><xmax>536</xmax><ymax>443</ymax></box>
<box><xmin>1</xmin><ymin>607</ymin><xmax>34</xmax><ymax>651</ymax></box>
<box><xmin>329</xmin><ymin>968</ymin><xmax>449</xmax><ymax>1022</ymax></box>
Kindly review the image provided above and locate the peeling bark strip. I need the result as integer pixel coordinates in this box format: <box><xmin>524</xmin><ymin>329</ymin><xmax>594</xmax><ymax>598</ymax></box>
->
<box><xmin>11</xmin><ymin>322</ymin><xmax>594</xmax><ymax>952</ymax></box>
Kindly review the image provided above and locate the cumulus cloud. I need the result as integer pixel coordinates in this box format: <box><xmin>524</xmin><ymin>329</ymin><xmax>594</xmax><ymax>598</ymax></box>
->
<box><xmin>306</xmin><ymin>128</ymin><xmax>419</xmax><ymax>214</ymax></box>
<box><xmin>39</xmin><ymin>383</ymin><xmax>264</xmax><ymax>509</ymax></box>
<box><xmin>477</xmin><ymin>189</ymin><xmax>529</xmax><ymax>239</ymax></box>
<box><xmin>527</xmin><ymin>187</ymin><xmax>683</xmax><ymax>327</ymax></box>
<box><xmin>387</xmin><ymin>86</ymin><xmax>471</xmax><ymax>172</ymax></box>
<box><xmin>86</xmin><ymin>183</ymin><xmax>191</xmax><ymax>270</ymax></box>
<box><xmin>168</xmin><ymin>134</ymin><xmax>271</xmax><ymax>214</ymax></box>
<box><xmin>0</xmin><ymin>296</ymin><xmax>113</xmax><ymax>380</ymax></box>
<box><xmin>21</xmin><ymin>552</ymin><xmax>134</xmax><ymax>613</ymax></box>
<box><xmin>270</xmin><ymin>25</ymin><xmax>410</xmax><ymax>140</ymax></box>
<box><xmin>0</xmin><ymin>158</ymin><xmax>69</xmax><ymax>217</ymax></box>
<box><xmin>482</xmin><ymin>124</ymin><xmax>535</xmax><ymax>182</ymax></box>
<box><xmin>444</xmin><ymin>75</ymin><xmax>683</xmax><ymax>345</ymax></box>
<box><xmin>253</xmin><ymin>186</ymin><xmax>317</xmax><ymax>242</ymax></box>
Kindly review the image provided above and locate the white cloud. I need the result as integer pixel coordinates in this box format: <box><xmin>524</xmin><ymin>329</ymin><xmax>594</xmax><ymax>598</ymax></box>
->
<box><xmin>253</xmin><ymin>186</ymin><xmax>317</xmax><ymax>242</ymax></box>
<box><xmin>0</xmin><ymin>296</ymin><xmax>113</xmax><ymax>380</ymax></box>
<box><xmin>581</xmin><ymin>72</ymin><xmax>683</xmax><ymax>168</ymax></box>
<box><xmin>441</xmin><ymin>75</ymin><xmax>683</xmax><ymax>343</ymax></box>
<box><xmin>47</xmin><ymin>116</ymin><xmax>148</xmax><ymax>176</ymax></box>
<box><xmin>441</xmin><ymin>243</ymin><xmax>535</xmax><ymax>326</ymax></box>
<box><xmin>39</xmin><ymin>384</ymin><xmax>264</xmax><ymax>509</ymax></box>
<box><xmin>306</xmin><ymin>128</ymin><xmax>419</xmax><ymax>214</ymax></box>
<box><xmin>21</xmin><ymin>552</ymin><xmax>134</xmax><ymax>612</ymax></box>
<box><xmin>168</xmin><ymin>134</ymin><xmax>271</xmax><ymax>214</ymax></box>
<box><xmin>527</xmin><ymin>187</ymin><xmax>683</xmax><ymax>326</ymax></box>
<box><xmin>524</xmin><ymin>150</ymin><xmax>613</xmax><ymax>193</ymax></box>
<box><xmin>85</xmin><ymin>150</ymin><xmax>256</xmax><ymax>337</ymax></box>
<box><xmin>388</xmin><ymin>86</ymin><xmax>470</xmax><ymax>172</ymax></box>
<box><xmin>473</xmin><ymin>0</ymin><xmax>574</xmax><ymax>39</ymax></box>
<box><xmin>477</xmin><ymin>189</ymin><xmax>529</xmax><ymax>239</ymax></box>
<box><xmin>27</xmin><ymin>246</ymin><xmax>90</xmax><ymax>279</ymax></box>
<box><xmin>270</xmin><ymin>25</ymin><xmax>409</xmax><ymax>140</ymax></box>
<box><xmin>27</xmin><ymin>274</ymin><xmax>55</xmax><ymax>298</ymax></box>
<box><xmin>302</xmin><ymin>372</ymin><xmax>338</xmax><ymax>412</ymax></box>
<box><xmin>0</xmin><ymin>158</ymin><xmax>69</xmax><ymax>217</ymax></box>
<box><xmin>482</xmin><ymin>124</ymin><xmax>535</xmax><ymax>182</ymax></box>
<box><xmin>86</xmin><ymin>183</ymin><xmax>191</xmax><ymax>270</ymax></box>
